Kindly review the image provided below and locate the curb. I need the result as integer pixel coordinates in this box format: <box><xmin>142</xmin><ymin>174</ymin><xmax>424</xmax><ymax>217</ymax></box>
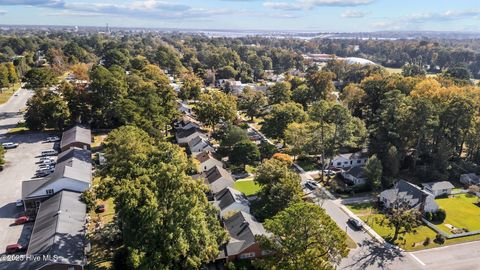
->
<box><xmin>338</xmin><ymin>203</ymin><xmax>386</xmax><ymax>244</ymax></box>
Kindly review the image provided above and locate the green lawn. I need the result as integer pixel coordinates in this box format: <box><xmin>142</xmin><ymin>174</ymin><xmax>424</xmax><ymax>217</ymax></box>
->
<box><xmin>436</xmin><ymin>194</ymin><xmax>480</xmax><ymax>233</ymax></box>
<box><xmin>234</xmin><ymin>178</ymin><xmax>261</xmax><ymax>196</ymax></box>
<box><xmin>7</xmin><ymin>121</ymin><xmax>29</xmax><ymax>134</ymax></box>
<box><xmin>0</xmin><ymin>83</ymin><xmax>20</xmax><ymax>104</ymax></box>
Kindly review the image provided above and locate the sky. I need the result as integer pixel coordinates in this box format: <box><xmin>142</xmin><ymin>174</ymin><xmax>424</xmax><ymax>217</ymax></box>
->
<box><xmin>0</xmin><ymin>0</ymin><xmax>479</xmax><ymax>32</ymax></box>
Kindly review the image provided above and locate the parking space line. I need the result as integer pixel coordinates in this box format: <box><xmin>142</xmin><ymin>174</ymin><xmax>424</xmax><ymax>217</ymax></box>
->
<box><xmin>409</xmin><ymin>253</ymin><xmax>426</xmax><ymax>266</ymax></box>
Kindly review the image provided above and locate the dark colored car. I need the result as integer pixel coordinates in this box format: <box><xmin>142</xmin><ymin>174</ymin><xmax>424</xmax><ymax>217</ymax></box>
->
<box><xmin>305</xmin><ymin>180</ymin><xmax>318</xmax><ymax>190</ymax></box>
<box><xmin>5</xmin><ymin>244</ymin><xmax>26</xmax><ymax>254</ymax></box>
<box><xmin>347</xmin><ymin>218</ymin><xmax>363</xmax><ymax>230</ymax></box>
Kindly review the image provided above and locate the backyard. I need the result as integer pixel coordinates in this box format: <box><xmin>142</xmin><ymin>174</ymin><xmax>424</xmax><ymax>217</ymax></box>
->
<box><xmin>347</xmin><ymin>202</ymin><xmax>480</xmax><ymax>251</ymax></box>
<box><xmin>234</xmin><ymin>178</ymin><xmax>261</xmax><ymax>196</ymax></box>
<box><xmin>435</xmin><ymin>194</ymin><xmax>480</xmax><ymax>234</ymax></box>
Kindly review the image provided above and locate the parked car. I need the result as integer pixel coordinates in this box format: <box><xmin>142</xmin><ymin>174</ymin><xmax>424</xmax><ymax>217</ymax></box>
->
<box><xmin>46</xmin><ymin>136</ymin><xmax>60</xmax><ymax>142</ymax></box>
<box><xmin>15</xmin><ymin>200</ymin><xmax>23</xmax><ymax>207</ymax></box>
<box><xmin>40</xmin><ymin>149</ymin><xmax>58</xmax><ymax>156</ymax></box>
<box><xmin>41</xmin><ymin>159</ymin><xmax>56</xmax><ymax>165</ymax></box>
<box><xmin>38</xmin><ymin>164</ymin><xmax>54</xmax><ymax>170</ymax></box>
<box><xmin>39</xmin><ymin>157</ymin><xmax>55</xmax><ymax>162</ymax></box>
<box><xmin>36</xmin><ymin>170</ymin><xmax>54</xmax><ymax>177</ymax></box>
<box><xmin>2</xmin><ymin>142</ymin><xmax>19</xmax><ymax>149</ymax></box>
<box><xmin>347</xmin><ymin>218</ymin><xmax>363</xmax><ymax>230</ymax></box>
<box><xmin>305</xmin><ymin>180</ymin><xmax>318</xmax><ymax>190</ymax></box>
<box><xmin>96</xmin><ymin>204</ymin><xmax>106</xmax><ymax>213</ymax></box>
<box><xmin>5</xmin><ymin>244</ymin><xmax>26</xmax><ymax>254</ymax></box>
<box><xmin>14</xmin><ymin>216</ymin><xmax>30</xmax><ymax>225</ymax></box>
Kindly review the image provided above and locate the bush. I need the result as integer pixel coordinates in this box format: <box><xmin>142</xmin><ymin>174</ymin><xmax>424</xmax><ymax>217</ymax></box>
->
<box><xmin>434</xmin><ymin>234</ymin><xmax>445</xmax><ymax>244</ymax></box>
<box><xmin>434</xmin><ymin>209</ymin><xmax>447</xmax><ymax>222</ymax></box>
<box><xmin>424</xmin><ymin>211</ymin><xmax>432</xmax><ymax>221</ymax></box>
<box><xmin>80</xmin><ymin>189</ymin><xmax>96</xmax><ymax>212</ymax></box>
<box><xmin>423</xmin><ymin>237</ymin><xmax>431</xmax><ymax>246</ymax></box>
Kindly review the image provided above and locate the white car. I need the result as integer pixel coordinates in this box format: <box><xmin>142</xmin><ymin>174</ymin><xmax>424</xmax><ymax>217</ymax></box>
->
<box><xmin>46</xmin><ymin>136</ymin><xmax>60</xmax><ymax>142</ymax></box>
<box><xmin>2</xmin><ymin>142</ymin><xmax>19</xmax><ymax>149</ymax></box>
<box><xmin>42</xmin><ymin>159</ymin><xmax>56</xmax><ymax>165</ymax></box>
<box><xmin>38</xmin><ymin>164</ymin><xmax>54</xmax><ymax>170</ymax></box>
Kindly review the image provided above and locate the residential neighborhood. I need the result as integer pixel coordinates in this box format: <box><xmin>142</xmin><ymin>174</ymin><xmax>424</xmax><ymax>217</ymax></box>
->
<box><xmin>2</xmin><ymin>3</ymin><xmax>480</xmax><ymax>270</ymax></box>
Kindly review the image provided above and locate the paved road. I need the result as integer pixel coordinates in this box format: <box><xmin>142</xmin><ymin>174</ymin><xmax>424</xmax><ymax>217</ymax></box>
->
<box><xmin>0</xmin><ymin>88</ymin><xmax>31</xmax><ymax>136</ymax></box>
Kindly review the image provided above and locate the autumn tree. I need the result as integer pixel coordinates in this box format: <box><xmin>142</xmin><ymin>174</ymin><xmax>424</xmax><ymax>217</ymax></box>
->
<box><xmin>306</xmin><ymin>70</ymin><xmax>336</xmax><ymax>101</ymax></box>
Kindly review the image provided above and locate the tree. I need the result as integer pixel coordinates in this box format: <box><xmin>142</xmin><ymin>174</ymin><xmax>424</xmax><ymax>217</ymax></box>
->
<box><xmin>229</xmin><ymin>140</ymin><xmax>260</xmax><ymax>169</ymax></box>
<box><xmin>252</xmin><ymin>158</ymin><xmax>303</xmax><ymax>220</ymax></box>
<box><xmin>306</xmin><ymin>70</ymin><xmax>336</xmax><ymax>101</ymax></box>
<box><xmin>267</xmin><ymin>82</ymin><xmax>291</xmax><ymax>104</ymax></box>
<box><xmin>237</xmin><ymin>87</ymin><xmax>267</xmax><ymax>120</ymax></box>
<box><xmin>70</xmin><ymin>63</ymin><xmax>90</xmax><ymax>81</ymax></box>
<box><xmin>0</xmin><ymin>64</ymin><xmax>9</xmax><ymax>89</ymax></box>
<box><xmin>383</xmin><ymin>196</ymin><xmax>421</xmax><ymax>242</ymax></box>
<box><xmin>103</xmin><ymin>49</ymin><xmax>129</xmax><ymax>68</ymax></box>
<box><xmin>219</xmin><ymin>124</ymin><xmax>249</xmax><ymax>155</ymax></box>
<box><xmin>0</xmin><ymin>146</ymin><xmax>4</xmax><ymax>169</ymax></box>
<box><xmin>340</xmin><ymin>83</ymin><xmax>365</xmax><ymax>115</ymax></box>
<box><xmin>24</xmin><ymin>68</ymin><xmax>57</xmax><ymax>89</ymax></box>
<box><xmin>194</xmin><ymin>91</ymin><xmax>237</xmax><ymax>131</ymax></box>
<box><xmin>365</xmin><ymin>155</ymin><xmax>382</xmax><ymax>190</ymax></box>
<box><xmin>385</xmin><ymin>146</ymin><xmax>400</xmax><ymax>177</ymax></box>
<box><xmin>217</xmin><ymin>65</ymin><xmax>237</xmax><ymax>79</ymax></box>
<box><xmin>25</xmin><ymin>89</ymin><xmax>70</xmax><ymax>131</ymax></box>
<box><xmin>285</xmin><ymin>122</ymin><xmax>313</xmax><ymax>158</ymax></box>
<box><xmin>99</xmin><ymin>126</ymin><xmax>228</xmax><ymax>268</ymax></box>
<box><xmin>402</xmin><ymin>63</ymin><xmax>426</xmax><ymax>77</ymax></box>
<box><xmin>443</xmin><ymin>65</ymin><xmax>471</xmax><ymax>81</ymax></box>
<box><xmin>257</xmin><ymin>202</ymin><xmax>349</xmax><ymax>270</ymax></box>
<box><xmin>261</xmin><ymin>102</ymin><xmax>307</xmax><ymax>142</ymax></box>
<box><xmin>5</xmin><ymin>62</ymin><xmax>18</xmax><ymax>84</ymax></box>
<box><xmin>179</xmin><ymin>73</ymin><xmax>203</xmax><ymax>100</ymax></box>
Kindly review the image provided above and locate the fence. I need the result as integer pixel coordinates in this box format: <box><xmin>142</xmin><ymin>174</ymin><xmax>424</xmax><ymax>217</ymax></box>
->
<box><xmin>422</xmin><ymin>218</ymin><xmax>480</xmax><ymax>239</ymax></box>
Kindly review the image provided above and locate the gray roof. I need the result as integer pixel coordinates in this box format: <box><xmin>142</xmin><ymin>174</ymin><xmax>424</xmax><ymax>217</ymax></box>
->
<box><xmin>224</xmin><ymin>211</ymin><xmax>267</xmax><ymax>256</ymax></box>
<box><xmin>422</xmin><ymin>181</ymin><xmax>455</xmax><ymax>191</ymax></box>
<box><xmin>381</xmin><ymin>180</ymin><xmax>435</xmax><ymax>209</ymax></box>
<box><xmin>337</xmin><ymin>150</ymin><xmax>368</xmax><ymax>160</ymax></box>
<box><xmin>204</xmin><ymin>165</ymin><xmax>234</xmax><ymax>185</ymax></box>
<box><xmin>27</xmin><ymin>190</ymin><xmax>86</xmax><ymax>266</ymax></box>
<box><xmin>57</xmin><ymin>147</ymin><xmax>92</xmax><ymax>164</ymax></box>
<box><xmin>175</xmin><ymin>126</ymin><xmax>202</xmax><ymax>139</ymax></box>
<box><xmin>60</xmin><ymin>125</ymin><xmax>91</xmax><ymax>150</ymax></box>
<box><xmin>345</xmin><ymin>166</ymin><xmax>365</xmax><ymax>178</ymax></box>
<box><xmin>24</xmin><ymin>152</ymin><xmax>92</xmax><ymax>199</ymax></box>
<box><xmin>22</xmin><ymin>179</ymin><xmax>49</xmax><ymax>199</ymax></box>
<box><xmin>215</xmin><ymin>187</ymin><xmax>249</xmax><ymax>210</ymax></box>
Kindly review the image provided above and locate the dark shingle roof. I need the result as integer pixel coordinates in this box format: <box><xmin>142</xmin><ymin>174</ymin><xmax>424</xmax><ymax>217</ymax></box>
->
<box><xmin>57</xmin><ymin>148</ymin><xmax>92</xmax><ymax>164</ymax></box>
<box><xmin>381</xmin><ymin>180</ymin><xmax>435</xmax><ymax>209</ymax></box>
<box><xmin>196</xmin><ymin>151</ymin><xmax>215</xmax><ymax>164</ymax></box>
<box><xmin>60</xmin><ymin>126</ymin><xmax>91</xmax><ymax>150</ymax></box>
<box><xmin>345</xmin><ymin>166</ymin><xmax>365</xmax><ymax>178</ymax></box>
<box><xmin>175</xmin><ymin>126</ymin><xmax>202</xmax><ymax>139</ymax></box>
<box><xmin>224</xmin><ymin>211</ymin><xmax>267</xmax><ymax>256</ymax></box>
<box><xmin>27</xmin><ymin>191</ymin><xmax>86</xmax><ymax>266</ymax></box>
<box><xmin>215</xmin><ymin>187</ymin><xmax>249</xmax><ymax>210</ymax></box>
<box><xmin>204</xmin><ymin>165</ymin><xmax>233</xmax><ymax>185</ymax></box>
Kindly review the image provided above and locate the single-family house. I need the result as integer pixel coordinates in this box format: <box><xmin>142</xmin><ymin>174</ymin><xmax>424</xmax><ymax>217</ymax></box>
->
<box><xmin>196</xmin><ymin>151</ymin><xmax>224</xmax><ymax>172</ymax></box>
<box><xmin>204</xmin><ymin>165</ymin><xmax>235</xmax><ymax>194</ymax></box>
<box><xmin>379</xmin><ymin>180</ymin><xmax>439</xmax><ymax>213</ymax></box>
<box><xmin>341</xmin><ymin>166</ymin><xmax>366</xmax><ymax>186</ymax></box>
<box><xmin>188</xmin><ymin>135</ymin><xmax>214</xmax><ymax>156</ymax></box>
<box><xmin>60</xmin><ymin>125</ymin><xmax>91</xmax><ymax>152</ymax></box>
<box><xmin>214</xmin><ymin>187</ymin><xmax>250</xmax><ymax>217</ymax></box>
<box><xmin>12</xmin><ymin>190</ymin><xmax>87</xmax><ymax>270</ymax></box>
<box><xmin>22</xmin><ymin>148</ymin><xmax>92</xmax><ymax>213</ymax></box>
<box><xmin>178</xmin><ymin>101</ymin><xmax>193</xmax><ymax>115</ymax></box>
<box><xmin>175</xmin><ymin>127</ymin><xmax>208</xmax><ymax>145</ymax></box>
<box><xmin>174</xmin><ymin>116</ymin><xmax>201</xmax><ymax>131</ymax></box>
<box><xmin>421</xmin><ymin>181</ymin><xmax>454</xmax><ymax>198</ymax></box>
<box><xmin>221</xmin><ymin>211</ymin><xmax>269</xmax><ymax>261</ymax></box>
<box><xmin>460</xmin><ymin>173</ymin><xmax>480</xmax><ymax>186</ymax></box>
<box><xmin>330</xmin><ymin>150</ymin><xmax>368</xmax><ymax>169</ymax></box>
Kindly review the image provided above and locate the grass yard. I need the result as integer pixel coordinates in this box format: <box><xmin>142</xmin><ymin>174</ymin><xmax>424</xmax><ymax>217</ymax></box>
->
<box><xmin>435</xmin><ymin>194</ymin><xmax>480</xmax><ymax>233</ymax></box>
<box><xmin>234</xmin><ymin>178</ymin><xmax>261</xmax><ymax>195</ymax></box>
<box><xmin>0</xmin><ymin>83</ymin><xmax>20</xmax><ymax>104</ymax></box>
<box><xmin>7</xmin><ymin>121</ymin><xmax>29</xmax><ymax>134</ymax></box>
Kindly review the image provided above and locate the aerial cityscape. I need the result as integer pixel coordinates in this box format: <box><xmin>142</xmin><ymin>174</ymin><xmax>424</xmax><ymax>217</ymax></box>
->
<box><xmin>0</xmin><ymin>1</ymin><xmax>480</xmax><ymax>270</ymax></box>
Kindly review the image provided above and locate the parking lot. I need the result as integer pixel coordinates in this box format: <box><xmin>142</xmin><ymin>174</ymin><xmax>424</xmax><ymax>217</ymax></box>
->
<box><xmin>0</xmin><ymin>132</ymin><xmax>56</xmax><ymax>253</ymax></box>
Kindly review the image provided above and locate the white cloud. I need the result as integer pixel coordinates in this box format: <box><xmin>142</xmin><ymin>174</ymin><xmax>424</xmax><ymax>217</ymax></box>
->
<box><xmin>341</xmin><ymin>9</ymin><xmax>368</xmax><ymax>18</ymax></box>
<box><xmin>264</xmin><ymin>0</ymin><xmax>375</xmax><ymax>11</ymax></box>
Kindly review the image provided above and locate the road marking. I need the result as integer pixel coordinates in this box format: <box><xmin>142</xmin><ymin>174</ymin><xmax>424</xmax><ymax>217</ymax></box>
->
<box><xmin>409</xmin><ymin>253</ymin><xmax>426</xmax><ymax>266</ymax></box>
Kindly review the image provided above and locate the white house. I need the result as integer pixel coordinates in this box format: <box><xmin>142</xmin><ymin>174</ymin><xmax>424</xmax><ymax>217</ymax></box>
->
<box><xmin>196</xmin><ymin>151</ymin><xmax>224</xmax><ymax>172</ymax></box>
<box><xmin>341</xmin><ymin>166</ymin><xmax>366</xmax><ymax>186</ymax></box>
<box><xmin>379</xmin><ymin>180</ymin><xmax>439</xmax><ymax>213</ymax></box>
<box><xmin>215</xmin><ymin>187</ymin><xmax>250</xmax><ymax>218</ymax></box>
<box><xmin>421</xmin><ymin>181</ymin><xmax>455</xmax><ymax>198</ymax></box>
<box><xmin>188</xmin><ymin>135</ymin><xmax>215</xmax><ymax>156</ymax></box>
<box><xmin>330</xmin><ymin>150</ymin><xmax>368</xmax><ymax>169</ymax></box>
<box><xmin>175</xmin><ymin>127</ymin><xmax>208</xmax><ymax>145</ymax></box>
